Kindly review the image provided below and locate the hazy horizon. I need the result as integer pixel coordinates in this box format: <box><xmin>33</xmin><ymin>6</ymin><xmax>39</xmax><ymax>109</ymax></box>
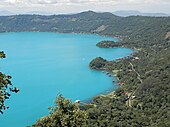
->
<box><xmin>0</xmin><ymin>9</ymin><xmax>170</xmax><ymax>15</ymax></box>
<box><xmin>0</xmin><ymin>0</ymin><xmax>170</xmax><ymax>15</ymax></box>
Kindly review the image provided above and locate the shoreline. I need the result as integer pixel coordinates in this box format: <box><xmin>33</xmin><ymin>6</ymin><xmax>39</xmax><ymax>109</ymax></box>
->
<box><xmin>0</xmin><ymin>30</ymin><xmax>122</xmax><ymax>41</ymax></box>
<box><xmin>0</xmin><ymin>30</ymin><xmax>132</xmax><ymax>103</ymax></box>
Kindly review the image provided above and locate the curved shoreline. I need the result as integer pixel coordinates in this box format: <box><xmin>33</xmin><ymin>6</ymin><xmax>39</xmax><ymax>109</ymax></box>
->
<box><xmin>0</xmin><ymin>31</ymin><xmax>121</xmax><ymax>41</ymax></box>
<box><xmin>0</xmin><ymin>31</ymin><xmax>132</xmax><ymax>103</ymax></box>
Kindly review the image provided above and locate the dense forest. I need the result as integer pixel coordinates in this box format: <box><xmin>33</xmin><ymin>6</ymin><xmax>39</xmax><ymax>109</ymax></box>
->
<box><xmin>0</xmin><ymin>11</ymin><xmax>170</xmax><ymax>126</ymax></box>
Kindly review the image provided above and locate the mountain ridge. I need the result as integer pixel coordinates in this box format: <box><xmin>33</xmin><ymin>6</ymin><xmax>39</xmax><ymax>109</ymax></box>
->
<box><xmin>1</xmin><ymin>9</ymin><xmax>169</xmax><ymax>17</ymax></box>
<box><xmin>113</xmin><ymin>10</ymin><xmax>169</xmax><ymax>17</ymax></box>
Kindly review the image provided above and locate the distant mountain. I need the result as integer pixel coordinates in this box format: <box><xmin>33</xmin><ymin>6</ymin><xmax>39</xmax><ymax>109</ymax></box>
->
<box><xmin>24</xmin><ymin>11</ymin><xmax>53</xmax><ymax>15</ymax></box>
<box><xmin>0</xmin><ymin>11</ymin><xmax>119</xmax><ymax>33</ymax></box>
<box><xmin>73</xmin><ymin>11</ymin><xmax>117</xmax><ymax>18</ymax></box>
<box><xmin>0</xmin><ymin>10</ymin><xmax>169</xmax><ymax>17</ymax></box>
<box><xmin>0</xmin><ymin>10</ymin><xmax>54</xmax><ymax>16</ymax></box>
<box><xmin>0</xmin><ymin>10</ymin><xmax>15</xmax><ymax>16</ymax></box>
<box><xmin>0</xmin><ymin>10</ymin><xmax>169</xmax><ymax>36</ymax></box>
<box><xmin>113</xmin><ymin>10</ymin><xmax>169</xmax><ymax>17</ymax></box>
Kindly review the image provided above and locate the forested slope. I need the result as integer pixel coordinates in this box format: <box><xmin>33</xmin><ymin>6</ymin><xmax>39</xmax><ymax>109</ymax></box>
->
<box><xmin>0</xmin><ymin>11</ymin><xmax>170</xmax><ymax>126</ymax></box>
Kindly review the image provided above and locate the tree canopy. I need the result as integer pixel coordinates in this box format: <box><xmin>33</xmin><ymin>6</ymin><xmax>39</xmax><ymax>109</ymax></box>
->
<box><xmin>33</xmin><ymin>95</ymin><xmax>88</xmax><ymax>127</ymax></box>
<box><xmin>0</xmin><ymin>51</ymin><xmax>19</xmax><ymax>114</ymax></box>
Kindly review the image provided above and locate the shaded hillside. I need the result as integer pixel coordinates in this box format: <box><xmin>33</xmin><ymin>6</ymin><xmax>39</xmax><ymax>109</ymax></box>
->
<box><xmin>0</xmin><ymin>11</ymin><xmax>170</xmax><ymax>47</ymax></box>
<box><xmin>0</xmin><ymin>11</ymin><xmax>119</xmax><ymax>33</ymax></box>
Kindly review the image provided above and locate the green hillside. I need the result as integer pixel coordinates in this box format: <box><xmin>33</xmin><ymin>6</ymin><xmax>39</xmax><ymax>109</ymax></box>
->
<box><xmin>0</xmin><ymin>11</ymin><xmax>170</xmax><ymax>126</ymax></box>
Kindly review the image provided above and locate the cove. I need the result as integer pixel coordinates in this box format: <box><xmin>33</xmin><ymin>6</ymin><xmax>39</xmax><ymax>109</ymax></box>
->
<box><xmin>0</xmin><ymin>32</ymin><xmax>133</xmax><ymax>127</ymax></box>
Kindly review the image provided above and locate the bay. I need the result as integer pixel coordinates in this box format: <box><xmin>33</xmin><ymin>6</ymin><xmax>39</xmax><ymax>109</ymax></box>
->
<box><xmin>0</xmin><ymin>32</ymin><xmax>133</xmax><ymax>127</ymax></box>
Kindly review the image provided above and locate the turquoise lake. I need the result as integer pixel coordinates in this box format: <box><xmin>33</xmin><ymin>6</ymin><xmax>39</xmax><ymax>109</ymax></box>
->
<box><xmin>0</xmin><ymin>32</ymin><xmax>133</xmax><ymax>127</ymax></box>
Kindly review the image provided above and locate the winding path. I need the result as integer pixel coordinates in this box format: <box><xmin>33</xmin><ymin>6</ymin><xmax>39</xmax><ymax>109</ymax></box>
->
<box><xmin>127</xmin><ymin>62</ymin><xmax>143</xmax><ymax>107</ymax></box>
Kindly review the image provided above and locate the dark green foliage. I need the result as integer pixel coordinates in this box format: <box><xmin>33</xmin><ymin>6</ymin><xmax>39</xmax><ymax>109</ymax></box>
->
<box><xmin>89</xmin><ymin>57</ymin><xmax>107</xmax><ymax>69</ymax></box>
<box><xmin>86</xmin><ymin>14</ymin><xmax>170</xmax><ymax>125</ymax></box>
<box><xmin>96</xmin><ymin>41</ymin><xmax>119</xmax><ymax>48</ymax></box>
<box><xmin>33</xmin><ymin>95</ymin><xmax>88</xmax><ymax>127</ymax></box>
<box><xmin>0</xmin><ymin>51</ymin><xmax>6</xmax><ymax>58</ymax></box>
<box><xmin>87</xmin><ymin>46</ymin><xmax>170</xmax><ymax>126</ymax></box>
<box><xmin>0</xmin><ymin>11</ymin><xmax>119</xmax><ymax>33</ymax></box>
<box><xmin>0</xmin><ymin>51</ymin><xmax>18</xmax><ymax>114</ymax></box>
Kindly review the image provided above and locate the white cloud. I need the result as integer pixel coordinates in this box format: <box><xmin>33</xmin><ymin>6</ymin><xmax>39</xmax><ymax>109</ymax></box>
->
<box><xmin>1</xmin><ymin>0</ymin><xmax>170</xmax><ymax>5</ymax></box>
<box><xmin>25</xmin><ymin>0</ymin><xmax>116</xmax><ymax>5</ymax></box>
<box><xmin>0</xmin><ymin>0</ymin><xmax>170</xmax><ymax>14</ymax></box>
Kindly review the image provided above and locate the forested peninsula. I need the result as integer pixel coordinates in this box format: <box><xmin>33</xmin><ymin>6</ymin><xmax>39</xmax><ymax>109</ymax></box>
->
<box><xmin>0</xmin><ymin>11</ymin><xmax>170</xmax><ymax>127</ymax></box>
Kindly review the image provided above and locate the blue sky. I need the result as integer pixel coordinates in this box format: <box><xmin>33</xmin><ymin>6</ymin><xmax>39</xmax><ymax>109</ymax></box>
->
<box><xmin>0</xmin><ymin>0</ymin><xmax>170</xmax><ymax>14</ymax></box>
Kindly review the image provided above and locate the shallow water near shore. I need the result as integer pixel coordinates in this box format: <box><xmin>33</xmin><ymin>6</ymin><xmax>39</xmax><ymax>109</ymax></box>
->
<box><xmin>0</xmin><ymin>32</ymin><xmax>133</xmax><ymax>127</ymax></box>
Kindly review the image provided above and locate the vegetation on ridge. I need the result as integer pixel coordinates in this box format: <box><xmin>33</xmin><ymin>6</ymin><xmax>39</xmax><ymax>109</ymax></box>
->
<box><xmin>31</xmin><ymin>11</ymin><xmax>170</xmax><ymax>127</ymax></box>
<box><xmin>32</xmin><ymin>95</ymin><xmax>88</xmax><ymax>127</ymax></box>
<box><xmin>96</xmin><ymin>41</ymin><xmax>118</xmax><ymax>48</ymax></box>
<box><xmin>89</xmin><ymin>57</ymin><xmax>107</xmax><ymax>70</ymax></box>
<box><xmin>0</xmin><ymin>11</ymin><xmax>169</xmax><ymax>126</ymax></box>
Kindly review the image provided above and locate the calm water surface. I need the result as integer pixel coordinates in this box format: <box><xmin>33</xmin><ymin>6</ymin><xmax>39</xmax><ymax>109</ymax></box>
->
<box><xmin>0</xmin><ymin>32</ymin><xmax>133</xmax><ymax>127</ymax></box>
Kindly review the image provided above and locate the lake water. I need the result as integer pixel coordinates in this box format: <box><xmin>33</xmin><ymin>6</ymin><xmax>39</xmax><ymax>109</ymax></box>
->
<box><xmin>0</xmin><ymin>32</ymin><xmax>133</xmax><ymax>127</ymax></box>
